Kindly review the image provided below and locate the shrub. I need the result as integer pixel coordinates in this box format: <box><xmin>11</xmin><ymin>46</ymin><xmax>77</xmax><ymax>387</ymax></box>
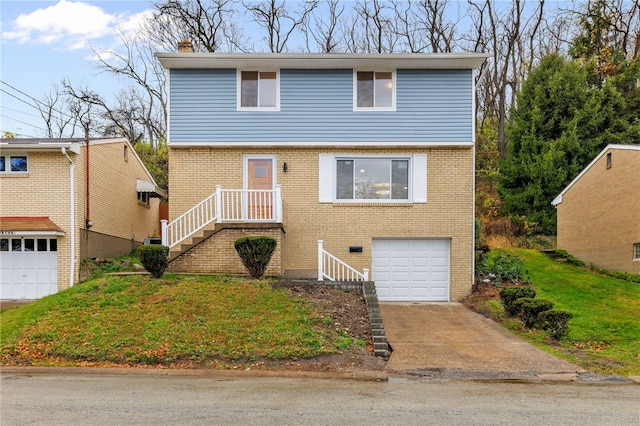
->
<box><xmin>538</xmin><ymin>309</ymin><xmax>573</xmax><ymax>340</ymax></box>
<box><xmin>234</xmin><ymin>236</ymin><xmax>277</xmax><ymax>279</ymax></box>
<box><xmin>137</xmin><ymin>245</ymin><xmax>169</xmax><ymax>278</ymax></box>
<box><xmin>499</xmin><ymin>286</ymin><xmax>537</xmax><ymax>316</ymax></box>
<box><xmin>477</xmin><ymin>252</ymin><xmax>528</xmax><ymax>286</ymax></box>
<box><xmin>513</xmin><ymin>297</ymin><xmax>554</xmax><ymax>328</ymax></box>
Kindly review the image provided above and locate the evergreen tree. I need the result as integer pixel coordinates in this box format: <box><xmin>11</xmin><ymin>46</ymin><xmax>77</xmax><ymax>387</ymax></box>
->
<box><xmin>498</xmin><ymin>54</ymin><xmax>639</xmax><ymax>233</ymax></box>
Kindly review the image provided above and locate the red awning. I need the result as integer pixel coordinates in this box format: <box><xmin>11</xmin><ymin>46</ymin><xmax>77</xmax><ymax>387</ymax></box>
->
<box><xmin>0</xmin><ymin>216</ymin><xmax>65</xmax><ymax>235</ymax></box>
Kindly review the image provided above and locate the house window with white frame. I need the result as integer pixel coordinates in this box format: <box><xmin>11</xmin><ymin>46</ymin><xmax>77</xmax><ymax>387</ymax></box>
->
<box><xmin>0</xmin><ymin>155</ymin><xmax>28</xmax><ymax>173</ymax></box>
<box><xmin>238</xmin><ymin>70</ymin><xmax>279</xmax><ymax>110</ymax></box>
<box><xmin>634</xmin><ymin>243</ymin><xmax>640</xmax><ymax>260</ymax></box>
<box><xmin>354</xmin><ymin>71</ymin><xmax>395</xmax><ymax>110</ymax></box>
<box><xmin>336</xmin><ymin>157</ymin><xmax>409</xmax><ymax>200</ymax></box>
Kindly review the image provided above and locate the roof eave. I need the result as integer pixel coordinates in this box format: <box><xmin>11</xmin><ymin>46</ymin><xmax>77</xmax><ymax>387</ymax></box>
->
<box><xmin>155</xmin><ymin>52</ymin><xmax>491</xmax><ymax>70</ymax></box>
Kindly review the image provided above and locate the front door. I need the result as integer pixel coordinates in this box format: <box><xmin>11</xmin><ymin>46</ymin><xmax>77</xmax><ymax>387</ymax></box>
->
<box><xmin>244</xmin><ymin>156</ymin><xmax>275</xmax><ymax>220</ymax></box>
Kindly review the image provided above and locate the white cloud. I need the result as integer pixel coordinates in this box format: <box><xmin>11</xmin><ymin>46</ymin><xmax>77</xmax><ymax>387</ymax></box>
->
<box><xmin>2</xmin><ymin>1</ymin><xmax>149</xmax><ymax>50</ymax></box>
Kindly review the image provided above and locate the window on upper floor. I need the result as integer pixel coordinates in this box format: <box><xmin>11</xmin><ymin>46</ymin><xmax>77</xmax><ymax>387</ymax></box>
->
<box><xmin>634</xmin><ymin>243</ymin><xmax>640</xmax><ymax>260</ymax></box>
<box><xmin>319</xmin><ymin>154</ymin><xmax>427</xmax><ymax>203</ymax></box>
<box><xmin>354</xmin><ymin>71</ymin><xmax>395</xmax><ymax>111</ymax></box>
<box><xmin>0</xmin><ymin>155</ymin><xmax>28</xmax><ymax>173</ymax></box>
<box><xmin>238</xmin><ymin>70</ymin><xmax>279</xmax><ymax>111</ymax></box>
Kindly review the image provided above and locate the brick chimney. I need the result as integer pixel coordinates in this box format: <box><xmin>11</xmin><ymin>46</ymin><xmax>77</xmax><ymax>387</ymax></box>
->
<box><xmin>178</xmin><ymin>38</ymin><xmax>194</xmax><ymax>53</ymax></box>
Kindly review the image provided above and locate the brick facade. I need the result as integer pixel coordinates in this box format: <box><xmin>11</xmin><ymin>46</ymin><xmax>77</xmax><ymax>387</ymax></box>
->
<box><xmin>1</xmin><ymin>138</ymin><xmax>163</xmax><ymax>295</ymax></box>
<box><xmin>168</xmin><ymin>146</ymin><xmax>474</xmax><ymax>301</ymax></box>
<box><xmin>555</xmin><ymin>146</ymin><xmax>640</xmax><ymax>274</ymax></box>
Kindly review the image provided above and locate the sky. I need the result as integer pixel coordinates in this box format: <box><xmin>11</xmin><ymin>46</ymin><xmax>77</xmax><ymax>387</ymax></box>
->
<box><xmin>1</xmin><ymin>1</ymin><xmax>154</xmax><ymax>138</ymax></box>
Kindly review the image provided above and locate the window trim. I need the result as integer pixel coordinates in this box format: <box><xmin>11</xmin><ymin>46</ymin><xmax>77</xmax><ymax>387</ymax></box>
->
<box><xmin>353</xmin><ymin>70</ymin><xmax>396</xmax><ymax>112</ymax></box>
<box><xmin>0</xmin><ymin>154</ymin><xmax>29</xmax><ymax>174</ymax></box>
<box><xmin>319</xmin><ymin>154</ymin><xmax>427</xmax><ymax>204</ymax></box>
<box><xmin>633</xmin><ymin>243</ymin><xmax>640</xmax><ymax>261</ymax></box>
<box><xmin>237</xmin><ymin>69</ymin><xmax>281</xmax><ymax>111</ymax></box>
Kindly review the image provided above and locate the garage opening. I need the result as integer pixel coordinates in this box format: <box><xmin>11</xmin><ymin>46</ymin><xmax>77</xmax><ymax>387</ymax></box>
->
<box><xmin>372</xmin><ymin>238</ymin><xmax>450</xmax><ymax>302</ymax></box>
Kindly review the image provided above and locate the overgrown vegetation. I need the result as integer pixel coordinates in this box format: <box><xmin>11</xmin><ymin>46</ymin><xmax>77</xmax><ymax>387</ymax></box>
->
<box><xmin>476</xmin><ymin>251</ymin><xmax>529</xmax><ymax>287</ymax></box>
<box><xmin>234</xmin><ymin>236</ymin><xmax>277</xmax><ymax>279</ymax></box>
<box><xmin>137</xmin><ymin>245</ymin><xmax>169</xmax><ymax>278</ymax></box>
<box><xmin>477</xmin><ymin>249</ymin><xmax>640</xmax><ymax>376</ymax></box>
<box><xmin>0</xmin><ymin>275</ymin><xmax>355</xmax><ymax>367</ymax></box>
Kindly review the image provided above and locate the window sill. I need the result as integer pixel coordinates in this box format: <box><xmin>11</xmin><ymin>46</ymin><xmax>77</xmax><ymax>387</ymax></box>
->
<box><xmin>138</xmin><ymin>201</ymin><xmax>150</xmax><ymax>209</ymax></box>
<box><xmin>331</xmin><ymin>201</ymin><xmax>414</xmax><ymax>207</ymax></box>
<box><xmin>0</xmin><ymin>173</ymin><xmax>29</xmax><ymax>178</ymax></box>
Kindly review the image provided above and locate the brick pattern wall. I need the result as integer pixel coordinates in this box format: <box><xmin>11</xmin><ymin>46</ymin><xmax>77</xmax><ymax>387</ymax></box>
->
<box><xmin>0</xmin><ymin>151</ymin><xmax>74</xmax><ymax>291</ymax></box>
<box><xmin>168</xmin><ymin>226</ymin><xmax>283</xmax><ymax>276</ymax></box>
<box><xmin>80</xmin><ymin>141</ymin><xmax>161</xmax><ymax>256</ymax></box>
<box><xmin>1</xmin><ymin>140</ymin><xmax>164</xmax><ymax>294</ymax></box>
<box><xmin>168</xmin><ymin>146</ymin><xmax>474</xmax><ymax>300</ymax></box>
<box><xmin>557</xmin><ymin>148</ymin><xmax>640</xmax><ymax>274</ymax></box>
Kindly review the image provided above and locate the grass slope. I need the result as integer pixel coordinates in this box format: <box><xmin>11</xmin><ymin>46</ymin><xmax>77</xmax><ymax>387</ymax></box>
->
<box><xmin>506</xmin><ymin>249</ymin><xmax>640</xmax><ymax>376</ymax></box>
<box><xmin>0</xmin><ymin>275</ymin><xmax>346</xmax><ymax>367</ymax></box>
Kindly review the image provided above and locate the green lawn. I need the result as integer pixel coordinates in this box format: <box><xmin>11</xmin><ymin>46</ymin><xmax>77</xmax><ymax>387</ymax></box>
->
<box><xmin>500</xmin><ymin>249</ymin><xmax>640</xmax><ymax>376</ymax></box>
<box><xmin>0</xmin><ymin>275</ymin><xmax>348</xmax><ymax>367</ymax></box>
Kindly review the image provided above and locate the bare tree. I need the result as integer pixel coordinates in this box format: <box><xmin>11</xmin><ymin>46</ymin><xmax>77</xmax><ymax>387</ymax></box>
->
<box><xmin>391</xmin><ymin>0</ymin><xmax>459</xmax><ymax>53</ymax></box>
<box><xmin>464</xmin><ymin>0</ymin><xmax>545</xmax><ymax>157</ymax></box>
<box><xmin>302</xmin><ymin>0</ymin><xmax>346</xmax><ymax>52</ymax></box>
<box><xmin>153</xmin><ymin>0</ymin><xmax>244</xmax><ymax>52</ymax></box>
<box><xmin>243</xmin><ymin>0</ymin><xmax>318</xmax><ymax>52</ymax></box>
<box><xmin>38</xmin><ymin>84</ymin><xmax>82</xmax><ymax>138</ymax></box>
<box><xmin>354</xmin><ymin>0</ymin><xmax>397</xmax><ymax>53</ymax></box>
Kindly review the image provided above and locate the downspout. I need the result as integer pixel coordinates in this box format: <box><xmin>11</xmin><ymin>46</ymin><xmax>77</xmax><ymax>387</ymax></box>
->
<box><xmin>85</xmin><ymin>127</ymin><xmax>92</xmax><ymax>228</ymax></box>
<box><xmin>62</xmin><ymin>147</ymin><xmax>75</xmax><ymax>288</ymax></box>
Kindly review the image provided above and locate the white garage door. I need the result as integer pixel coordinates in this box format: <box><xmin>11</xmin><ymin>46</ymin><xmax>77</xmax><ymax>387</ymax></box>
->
<box><xmin>372</xmin><ymin>239</ymin><xmax>450</xmax><ymax>302</ymax></box>
<box><xmin>0</xmin><ymin>237</ymin><xmax>58</xmax><ymax>299</ymax></box>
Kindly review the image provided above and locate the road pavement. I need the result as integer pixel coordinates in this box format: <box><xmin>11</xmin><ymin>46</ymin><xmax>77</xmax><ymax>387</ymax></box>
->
<box><xmin>1</xmin><ymin>371</ymin><xmax>638</xmax><ymax>425</ymax></box>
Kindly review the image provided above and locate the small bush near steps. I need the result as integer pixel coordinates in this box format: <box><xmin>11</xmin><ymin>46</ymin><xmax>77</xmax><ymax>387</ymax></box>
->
<box><xmin>538</xmin><ymin>310</ymin><xmax>573</xmax><ymax>340</ymax></box>
<box><xmin>499</xmin><ymin>286</ymin><xmax>537</xmax><ymax>316</ymax></box>
<box><xmin>513</xmin><ymin>297</ymin><xmax>554</xmax><ymax>328</ymax></box>
<box><xmin>234</xmin><ymin>236</ymin><xmax>277</xmax><ymax>279</ymax></box>
<box><xmin>137</xmin><ymin>245</ymin><xmax>169</xmax><ymax>278</ymax></box>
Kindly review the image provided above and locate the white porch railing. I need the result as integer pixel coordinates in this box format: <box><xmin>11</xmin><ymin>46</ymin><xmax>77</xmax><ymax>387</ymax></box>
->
<box><xmin>161</xmin><ymin>185</ymin><xmax>282</xmax><ymax>248</ymax></box>
<box><xmin>317</xmin><ymin>240</ymin><xmax>369</xmax><ymax>282</ymax></box>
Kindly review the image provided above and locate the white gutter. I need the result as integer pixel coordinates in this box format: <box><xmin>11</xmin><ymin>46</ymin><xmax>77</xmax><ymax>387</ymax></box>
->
<box><xmin>61</xmin><ymin>147</ymin><xmax>75</xmax><ymax>288</ymax></box>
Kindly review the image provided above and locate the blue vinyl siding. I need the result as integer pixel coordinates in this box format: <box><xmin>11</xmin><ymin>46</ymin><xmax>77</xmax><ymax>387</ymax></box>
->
<box><xmin>169</xmin><ymin>69</ymin><xmax>473</xmax><ymax>144</ymax></box>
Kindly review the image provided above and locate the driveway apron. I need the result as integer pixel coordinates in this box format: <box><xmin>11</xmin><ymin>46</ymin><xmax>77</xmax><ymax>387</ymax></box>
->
<box><xmin>380</xmin><ymin>302</ymin><xmax>581</xmax><ymax>374</ymax></box>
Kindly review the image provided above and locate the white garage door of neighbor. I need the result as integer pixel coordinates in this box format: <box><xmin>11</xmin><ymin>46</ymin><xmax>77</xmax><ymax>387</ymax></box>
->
<box><xmin>372</xmin><ymin>239</ymin><xmax>450</xmax><ymax>302</ymax></box>
<box><xmin>0</xmin><ymin>237</ymin><xmax>58</xmax><ymax>300</ymax></box>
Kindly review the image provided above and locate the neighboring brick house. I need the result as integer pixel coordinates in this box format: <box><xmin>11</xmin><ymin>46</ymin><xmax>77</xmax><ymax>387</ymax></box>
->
<box><xmin>0</xmin><ymin>137</ymin><xmax>166</xmax><ymax>299</ymax></box>
<box><xmin>157</xmin><ymin>50</ymin><xmax>488</xmax><ymax>302</ymax></box>
<box><xmin>552</xmin><ymin>144</ymin><xmax>640</xmax><ymax>274</ymax></box>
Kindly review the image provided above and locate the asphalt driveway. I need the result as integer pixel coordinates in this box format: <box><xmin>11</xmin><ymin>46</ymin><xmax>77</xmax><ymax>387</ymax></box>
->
<box><xmin>380</xmin><ymin>302</ymin><xmax>582</xmax><ymax>376</ymax></box>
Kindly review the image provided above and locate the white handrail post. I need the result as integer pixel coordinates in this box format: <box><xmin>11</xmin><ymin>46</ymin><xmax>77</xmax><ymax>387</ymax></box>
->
<box><xmin>275</xmin><ymin>185</ymin><xmax>283</xmax><ymax>222</ymax></box>
<box><xmin>161</xmin><ymin>219</ymin><xmax>168</xmax><ymax>246</ymax></box>
<box><xmin>363</xmin><ymin>268</ymin><xmax>369</xmax><ymax>281</ymax></box>
<box><xmin>215</xmin><ymin>185</ymin><xmax>222</xmax><ymax>223</ymax></box>
<box><xmin>317</xmin><ymin>240</ymin><xmax>324</xmax><ymax>281</ymax></box>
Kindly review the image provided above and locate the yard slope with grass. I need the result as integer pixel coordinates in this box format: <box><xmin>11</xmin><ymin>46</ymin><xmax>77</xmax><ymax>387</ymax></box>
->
<box><xmin>476</xmin><ymin>249</ymin><xmax>640</xmax><ymax>376</ymax></box>
<box><xmin>0</xmin><ymin>275</ymin><xmax>374</xmax><ymax>370</ymax></box>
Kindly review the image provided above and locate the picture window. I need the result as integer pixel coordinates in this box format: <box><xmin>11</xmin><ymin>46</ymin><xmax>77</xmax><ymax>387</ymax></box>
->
<box><xmin>336</xmin><ymin>157</ymin><xmax>409</xmax><ymax>201</ymax></box>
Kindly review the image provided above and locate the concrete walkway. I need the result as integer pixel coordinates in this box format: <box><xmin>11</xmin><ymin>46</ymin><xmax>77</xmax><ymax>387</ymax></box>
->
<box><xmin>380</xmin><ymin>302</ymin><xmax>582</xmax><ymax>376</ymax></box>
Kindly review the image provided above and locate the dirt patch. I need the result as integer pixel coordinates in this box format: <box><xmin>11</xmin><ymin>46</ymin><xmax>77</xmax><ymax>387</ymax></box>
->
<box><xmin>266</xmin><ymin>281</ymin><xmax>388</xmax><ymax>372</ymax></box>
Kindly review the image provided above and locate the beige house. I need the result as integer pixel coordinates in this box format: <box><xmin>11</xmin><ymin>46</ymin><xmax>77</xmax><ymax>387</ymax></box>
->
<box><xmin>552</xmin><ymin>144</ymin><xmax>640</xmax><ymax>274</ymax></box>
<box><xmin>157</xmin><ymin>52</ymin><xmax>488</xmax><ymax>302</ymax></box>
<box><xmin>0</xmin><ymin>138</ymin><xmax>165</xmax><ymax>299</ymax></box>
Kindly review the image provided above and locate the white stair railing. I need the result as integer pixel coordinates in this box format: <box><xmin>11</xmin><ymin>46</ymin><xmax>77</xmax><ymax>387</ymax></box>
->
<box><xmin>161</xmin><ymin>185</ymin><xmax>283</xmax><ymax>249</ymax></box>
<box><xmin>318</xmin><ymin>240</ymin><xmax>369</xmax><ymax>282</ymax></box>
<box><xmin>162</xmin><ymin>189</ymin><xmax>220</xmax><ymax>248</ymax></box>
